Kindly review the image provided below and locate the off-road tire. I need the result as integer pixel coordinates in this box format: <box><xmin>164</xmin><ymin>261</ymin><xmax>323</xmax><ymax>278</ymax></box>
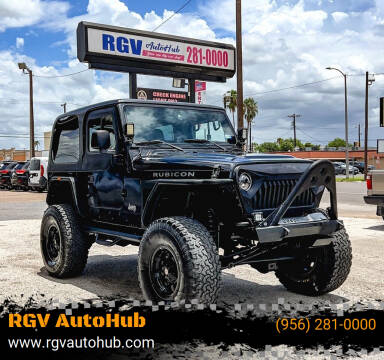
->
<box><xmin>276</xmin><ymin>228</ymin><xmax>352</xmax><ymax>296</ymax></box>
<box><xmin>138</xmin><ymin>216</ymin><xmax>221</xmax><ymax>303</ymax></box>
<box><xmin>40</xmin><ymin>204</ymin><xmax>89</xmax><ymax>278</ymax></box>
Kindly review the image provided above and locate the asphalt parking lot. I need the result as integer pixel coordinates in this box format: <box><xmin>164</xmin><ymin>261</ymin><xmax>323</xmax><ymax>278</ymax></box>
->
<box><xmin>0</xmin><ymin>182</ymin><xmax>383</xmax><ymax>307</ymax></box>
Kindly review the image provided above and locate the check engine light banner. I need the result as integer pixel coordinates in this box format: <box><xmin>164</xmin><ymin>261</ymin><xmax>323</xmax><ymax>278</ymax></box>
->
<box><xmin>86</xmin><ymin>27</ymin><xmax>235</xmax><ymax>71</ymax></box>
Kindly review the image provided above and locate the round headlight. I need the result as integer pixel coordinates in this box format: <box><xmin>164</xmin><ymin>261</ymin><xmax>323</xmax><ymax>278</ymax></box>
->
<box><xmin>239</xmin><ymin>172</ymin><xmax>252</xmax><ymax>191</ymax></box>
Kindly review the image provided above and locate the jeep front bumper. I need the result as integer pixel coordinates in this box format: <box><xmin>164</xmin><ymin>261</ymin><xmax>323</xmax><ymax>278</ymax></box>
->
<box><xmin>255</xmin><ymin>212</ymin><xmax>342</xmax><ymax>244</ymax></box>
<box><xmin>253</xmin><ymin>160</ymin><xmax>340</xmax><ymax>244</ymax></box>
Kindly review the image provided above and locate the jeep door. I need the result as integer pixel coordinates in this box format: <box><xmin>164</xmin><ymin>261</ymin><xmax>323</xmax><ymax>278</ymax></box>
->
<box><xmin>83</xmin><ymin>107</ymin><xmax>124</xmax><ymax>222</ymax></box>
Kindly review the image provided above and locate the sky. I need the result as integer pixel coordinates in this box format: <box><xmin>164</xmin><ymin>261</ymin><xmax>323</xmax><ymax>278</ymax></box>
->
<box><xmin>1</xmin><ymin>0</ymin><xmax>384</xmax><ymax>150</ymax></box>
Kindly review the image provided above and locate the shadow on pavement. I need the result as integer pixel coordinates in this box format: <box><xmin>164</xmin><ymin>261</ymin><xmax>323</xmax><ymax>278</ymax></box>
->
<box><xmin>365</xmin><ymin>224</ymin><xmax>384</xmax><ymax>231</ymax></box>
<box><xmin>38</xmin><ymin>254</ymin><xmax>349</xmax><ymax>306</ymax></box>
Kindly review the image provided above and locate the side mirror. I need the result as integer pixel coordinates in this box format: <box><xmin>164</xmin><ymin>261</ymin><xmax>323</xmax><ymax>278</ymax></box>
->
<box><xmin>124</xmin><ymin>123</ymin><xmax>134</xmax><ymax>141</ymax></box>
<box><xmin>91</xmin><ymin>130</ymin><xmax>110</xmax><ymax>150</ymax></box>
<box><xmin>237</xmin><ymin>128</ymin><xmax>248</xmax><ymax>143</ymax></box>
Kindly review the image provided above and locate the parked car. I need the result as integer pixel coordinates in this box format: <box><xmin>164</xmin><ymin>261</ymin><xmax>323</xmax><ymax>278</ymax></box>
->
<box><xmin>332</xmin><ymin>162</ymin><xmax>344</xmax><ymax>175</ymax></box>
<box><xmin>336</xmin><ymin>163</ymin><xmax>359</xmax><ymax>175</ymax></box>
<box><xmin>364</xmin><ymin>170</ymin><xmax>384</xmax><ymax>220</ymax></box>
<box><xmin>29</xmin><ymin>157</ymin><xmax>48</xmax><ymax>192</ymax></box>
<box><xmin>0</xmin><ymin>161</ymin><xmax>17</xmax><ymax>189</ymax></box>
<box><xmin>0</xmin><ymin>162</ymin><xmax>11</xmax><ymax>189</ymax></box>
<box><xmin>354</xmin><ymin>162</ymin><xmax>375</xmax><ymax>174</ymax></box>
<box><xmin>11</xmin><ymin>161</ymin><xmax>30</xmax><ymax>191</ymax></box>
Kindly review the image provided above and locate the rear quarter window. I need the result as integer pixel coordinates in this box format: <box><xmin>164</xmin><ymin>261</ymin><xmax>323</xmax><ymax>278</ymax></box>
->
<box><xmin>52</xmin><ymin>116</ymin><xmax>80</xmax><ymax>164</ymax></box>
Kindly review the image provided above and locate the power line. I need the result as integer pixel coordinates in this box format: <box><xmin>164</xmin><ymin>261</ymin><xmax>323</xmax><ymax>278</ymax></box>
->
<box><xmin>152</xmin><ymin>0</ymin><xmax>193</xmax><ymax>32</ymax></box>
<box><xmin>0</xmin><ymin>135</ymin><xmax>44</xmax><ymax>138</ymax></box>
<box><xmin>0</xmin><ymin>99</ymin><xmax>84</xmax><ymax>106</ymax></box>
<box><xmin>244</xmin><ymin>76</ymin><xmax>340</xmax><ymax>96</ymax></box>
<box><xmin>31</xmin><ymin>68</ymin><xmax>90</xmax><ymax>78</ymax></box>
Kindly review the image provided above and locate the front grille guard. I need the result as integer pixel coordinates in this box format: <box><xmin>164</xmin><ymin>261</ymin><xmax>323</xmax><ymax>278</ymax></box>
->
<box><xmin>260</xmin><ymin>160</ymin><xmax>337</xmax><ymax>227</ymax></box>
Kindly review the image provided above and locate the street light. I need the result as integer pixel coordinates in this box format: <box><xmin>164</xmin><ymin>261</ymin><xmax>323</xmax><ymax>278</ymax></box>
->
<box><xmin>326</xmin><ymin>66</ymin><xmax>349</xmax><ymax>179</ymax></box>
<box><xmin>17</xmin><ymin>62</ymin><xmax>35</xmax><ymax>159</ymax></box>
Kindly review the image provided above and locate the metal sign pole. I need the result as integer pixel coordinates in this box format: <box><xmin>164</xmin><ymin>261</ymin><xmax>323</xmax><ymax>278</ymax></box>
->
<box><xmin>129</xmin><ymin>73</ymin><xmax>137</xmax><ymax>99</ymax></box>
<box><xmin>188</xmin><ymin>79</ymin><xmax>195</xmax><ymax>104</ymax></box>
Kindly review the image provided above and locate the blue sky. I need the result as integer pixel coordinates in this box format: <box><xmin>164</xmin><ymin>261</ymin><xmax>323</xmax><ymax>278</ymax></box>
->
<box><xmin>0</xmin><ymin>0</ymin><xmax>201</xmax><ymax>67</ymax></box>
<box><xmin>1</xmin><ymin>0</ymin><xmax>384</xmax><ymax>150</ymax></box>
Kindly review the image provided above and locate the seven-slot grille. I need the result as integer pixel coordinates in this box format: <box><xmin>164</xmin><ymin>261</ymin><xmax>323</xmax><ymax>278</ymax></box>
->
<box><xmin>253</xmin><ymin>179</ymin><xmax>315</xmax><ymax>210</ymax></box>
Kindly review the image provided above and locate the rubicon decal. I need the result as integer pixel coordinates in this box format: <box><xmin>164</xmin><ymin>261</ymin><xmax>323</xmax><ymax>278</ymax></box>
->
<box><xmin>152</xmin><ymin>171</ymin><xmax>195</xmax><ymax>178</ymax></box>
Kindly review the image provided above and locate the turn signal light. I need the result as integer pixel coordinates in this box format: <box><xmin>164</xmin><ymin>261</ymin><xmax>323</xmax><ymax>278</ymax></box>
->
<box><xmin>40</xmin><ymin>165</ymin><xmax>44</xmax><ymax>177</ymax></box>
<box><xmin>366</xmin><ymin>174</ymin><xmax>372</xmax><ymax>190</ymax></box>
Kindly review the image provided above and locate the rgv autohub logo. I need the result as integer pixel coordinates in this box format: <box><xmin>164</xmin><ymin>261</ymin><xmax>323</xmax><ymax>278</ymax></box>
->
<box><xmin>9</xmin><ymin>312</ymin><xmax>146</xmax><ymax>328</ymax></box>
<box><xmin>101</xmin><ymin>34</ymin><xmax>183</xmax><ymax>61</ymax></box>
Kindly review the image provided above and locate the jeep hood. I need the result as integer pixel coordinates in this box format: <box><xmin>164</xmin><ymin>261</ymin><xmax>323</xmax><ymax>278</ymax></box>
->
<box><xmin>137</xmin><ymin>152</ymin><xmax>312</xmax><ymax>175</ymax></box>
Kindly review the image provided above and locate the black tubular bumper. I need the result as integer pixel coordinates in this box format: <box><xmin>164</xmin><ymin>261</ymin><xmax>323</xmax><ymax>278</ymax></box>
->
<box><xmin>256</xmin><ymin>218</ymin><xmax>342</xmax><ymax>244</ymax></box>
<box><xmin>364</xmin><ymin>195</ymin><xmax>384</xmax><ymax>205</ymax></box>
<box><xmin>255</xmin><ymin>160</ymin><xmax>339</xmax><ymax>244</ymax></box>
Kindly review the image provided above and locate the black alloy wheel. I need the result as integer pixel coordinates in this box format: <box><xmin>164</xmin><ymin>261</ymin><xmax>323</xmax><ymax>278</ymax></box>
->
<box><xmin>150</xmin><ymin>246</ymin><xmax>181</xmax><ymax>300</ymax></box>
<box><xmin>43</xmin><ymin>220</ymin><xmax>62</xmax><ymax>267</ymax></box>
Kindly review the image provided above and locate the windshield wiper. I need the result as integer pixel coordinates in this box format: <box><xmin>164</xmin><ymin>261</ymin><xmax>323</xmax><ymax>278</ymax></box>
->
<box><xmin>183</xmin><ymin>139</ymin><xmax>226</xmax><ymax>151</ymax></box>
<box><xmin>134</xmin><ymin>140</ymin><xmax>184</xmax><ymax>152</ymax></box>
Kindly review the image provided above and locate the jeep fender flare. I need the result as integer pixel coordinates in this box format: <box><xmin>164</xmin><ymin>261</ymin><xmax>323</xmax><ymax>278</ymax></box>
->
<box><xmin>47</xmin><ymin>176</ymin><xmax>83</xmax><ymax>217</ymax></box>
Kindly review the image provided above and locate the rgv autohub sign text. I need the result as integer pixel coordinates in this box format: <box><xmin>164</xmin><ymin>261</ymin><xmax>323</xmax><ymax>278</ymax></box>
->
<box><xmin>9</xmin><ymin>313</ymin><xmax>146</xmax><ymax>328</ymax></box>
<box><xmin>87</xmin><ymin>28</ymin><xmax>235</xmax><ymax>71</ymax></box>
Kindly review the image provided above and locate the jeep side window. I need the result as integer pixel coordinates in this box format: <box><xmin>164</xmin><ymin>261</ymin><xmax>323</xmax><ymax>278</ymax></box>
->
<box><xmin>87</xmin><ymin>111</ymin><xmax>116</xmax><ymax>152</ymax></box>
<box><xmin>52</xmin><ymin>116</ymin><xmax>80</xmax><ymax>164</ymax></box>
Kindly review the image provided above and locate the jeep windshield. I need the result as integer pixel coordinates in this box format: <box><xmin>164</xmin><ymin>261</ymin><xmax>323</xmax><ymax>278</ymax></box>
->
<box><xmin>122</xmin><ymin>105</ymin><xmax>236</xmax><ymax>150</ymax></box>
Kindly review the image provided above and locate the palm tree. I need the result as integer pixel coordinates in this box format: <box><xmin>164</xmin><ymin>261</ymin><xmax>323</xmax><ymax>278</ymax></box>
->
<box><xmin>244</xmin><ymin>97</ymin><xmax>258</xmax><ymax>152</ymax></box>
<box><xmin>223</xmin><ymin>90</ymin><xmax>237</xmax><ymax>129</ymax></box>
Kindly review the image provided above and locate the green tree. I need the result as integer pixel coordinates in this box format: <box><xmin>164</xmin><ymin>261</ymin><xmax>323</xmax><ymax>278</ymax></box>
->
<box><xmin>244</xmin><ymin>97</ymin><xmax>258</xmax><ymax>152</ymax></box>
<box><xmin>224</xmin><ymin>90</ymin><xmax>237</xmax><ymax>128</ymax></box>
<box><xmin>328</xmin><ymin>138</ymin><xmax>346</xmax><ymax>148</ymax></box>
<box><xmin>256</xmin><ymin>142</ymin><xmax>279</xmax><ymax>152</ymax></box>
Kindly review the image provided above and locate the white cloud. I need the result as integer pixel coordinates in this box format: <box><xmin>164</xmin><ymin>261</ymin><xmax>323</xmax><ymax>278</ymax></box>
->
<box><xmin>331</xmin><ymin>11</ymin><xmax>349</xmax><ymax>23</ymax></box>
<box><xmin>15</xmin><ymin>37</ymin><xmax>24</xmax><ymax>48</ymax></box>
<box><xmin>0</xmin><ymin>0</ymin><xmax>69</xmax><ymax>31</ymax></box>
<box><xmin>1</xmin><ymin>0</ymin><xmax>384</xmax><ymax>150</ymax></box>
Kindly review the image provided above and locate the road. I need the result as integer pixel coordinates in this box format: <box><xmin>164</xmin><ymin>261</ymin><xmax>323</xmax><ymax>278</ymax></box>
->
<box><xmin>0</xmin><ymin>181</ymin><xmax>377</xmax><ymax>221</ymax></box>
<box><xmin>1</xmin><ymin>183</ymin><xmax>382</xmax><ymax>359</ymax></box>
<box><xmin>0</xmin><ymin>182</ymin><xmax>382</xmax><ymax>306</ymax></box>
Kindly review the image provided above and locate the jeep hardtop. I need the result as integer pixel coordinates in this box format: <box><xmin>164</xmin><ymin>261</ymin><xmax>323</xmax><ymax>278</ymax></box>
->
<box><xmin>41</xmin><ymin>99</ymin><xmax>352</xmax><ymax>303</ymax></box>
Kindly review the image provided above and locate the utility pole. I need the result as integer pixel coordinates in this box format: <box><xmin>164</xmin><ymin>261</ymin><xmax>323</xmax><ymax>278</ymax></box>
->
<box><xmin>364</xmin><ymin>72</ymin><xmax>375</xmax><ymax>179</ymax></box>
<box><xmin>18</xmin><ymin>62</ymin><xmax>35</xmax><ymax>159</ymax></box>
<box><xmin>236</xmin><ymin>0</ymin><xmax>244</xmax><ymax>131</ymax></box>
<box><xmin>61</xmin><ymin>102</ymin><xmax>67</xmax><ymax>113</ymax></box>
<box><xmin>288</xmin><ymin>114</ymin><xmax>301</xmax><ymax>148</ymax></box>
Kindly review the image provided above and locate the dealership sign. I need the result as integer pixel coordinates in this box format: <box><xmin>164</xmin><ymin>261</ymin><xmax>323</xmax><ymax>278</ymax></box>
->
<box><xmin>77</xmin><ymin>22</ymin><xmax>236</xmax><ymax>82</ymax></box>
<box><xmin>137</xmin><ymin>88</ymin><xmax>188</xmax><ymax>103</ymax></box>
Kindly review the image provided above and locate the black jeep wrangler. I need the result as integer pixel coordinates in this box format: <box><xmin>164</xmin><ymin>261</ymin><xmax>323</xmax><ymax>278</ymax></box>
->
<box><xmin>41</xmin><ymin>99</ymin><xmax>352</xmax><ymax>303</ymax></box>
